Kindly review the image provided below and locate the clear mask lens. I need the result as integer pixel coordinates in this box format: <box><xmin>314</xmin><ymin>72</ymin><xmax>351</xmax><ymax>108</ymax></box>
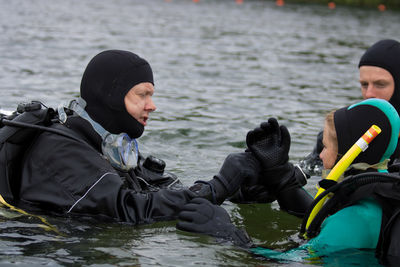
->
<box><xmin>101</xmin><ymin>133</ymin><xmax>138</xmax><ymax>171</ymax></box>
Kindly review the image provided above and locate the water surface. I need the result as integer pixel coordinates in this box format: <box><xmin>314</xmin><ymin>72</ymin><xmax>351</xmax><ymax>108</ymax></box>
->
<box><xmin>0</xmin><ymin>0</ymin><xmax>399</xmax><ymax>265</ymax></box>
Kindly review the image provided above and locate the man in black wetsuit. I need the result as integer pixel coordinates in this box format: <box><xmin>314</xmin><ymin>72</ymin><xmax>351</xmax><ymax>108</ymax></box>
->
<box><xmin>7</xmin><ymin>50</ymin><xmax>260</xmax><ymax>224</ymax></box>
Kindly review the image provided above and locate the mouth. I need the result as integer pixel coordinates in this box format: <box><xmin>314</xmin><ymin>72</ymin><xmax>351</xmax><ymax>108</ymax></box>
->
<box><xmin>141</xmin><ymin>116</ymin><xmax>148</xmax><ymax>126</ymax></box>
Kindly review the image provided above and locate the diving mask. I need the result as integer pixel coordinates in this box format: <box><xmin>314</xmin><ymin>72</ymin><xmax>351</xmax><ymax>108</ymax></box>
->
<box><xmin>102</xmin><ymin>133</ymin><xmax>139</xmax><ymax>172</ymax></box>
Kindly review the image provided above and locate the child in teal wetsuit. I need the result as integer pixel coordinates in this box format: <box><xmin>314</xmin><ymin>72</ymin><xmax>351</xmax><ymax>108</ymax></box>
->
<box><xmin>176</xmin><ymin>98</ymin><xmax>400</xmax><ymax>264</ymax></box>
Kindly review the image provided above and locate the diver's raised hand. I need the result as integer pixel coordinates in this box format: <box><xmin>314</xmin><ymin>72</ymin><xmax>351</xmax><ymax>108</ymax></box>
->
<box><xmin>246</xmin><ymin>118</ymin><xmax>298</xmax><ymax>192</ymax></box>
<box><xmin>176</xmin><ymin>198</ymin><xmax>253</xmax><ymax>248</ymax></box>
<box><xmin>246</xmin><ymin>118</ymin><xmax>290</xmax><ymax>169</ymax></box>
<box><xmin>245</xmin><ymin>118</ymin><xmax>310</xmax><ymax>215</ymax></box>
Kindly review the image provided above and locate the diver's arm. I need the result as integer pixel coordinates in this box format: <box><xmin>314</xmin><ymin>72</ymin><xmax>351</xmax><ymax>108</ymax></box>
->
<box><xmin>275</xmin><ymin>166</ymin><xmax>313</xmax><ymax>217</ymax></box>
<box><xmin>84</xmin><ymin>150</ymin><xmax>260</xmax><ymax>223</ymax></box>
<box><xmin>117</xmin><ymin>188</ymin><xmax>197</xmax><ymax>224</ymax></box>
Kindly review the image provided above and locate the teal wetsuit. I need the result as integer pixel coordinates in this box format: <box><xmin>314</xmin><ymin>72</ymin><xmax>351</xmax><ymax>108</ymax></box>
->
<box><xmin>251</xmin><ymin>199</ymin><xmax>382</xmax><ymax>264</ymax></box>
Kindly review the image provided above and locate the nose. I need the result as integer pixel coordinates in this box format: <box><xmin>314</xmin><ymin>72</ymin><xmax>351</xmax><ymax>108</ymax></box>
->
<box><xmin>364</xmin><ymin>85</ymin><xmax>377</xmax><ymax>99</ymax></box>
<box><xmin>146</xmin><ymin>97</ymin><xmax>156</xmax><ymax>112</ymax></box>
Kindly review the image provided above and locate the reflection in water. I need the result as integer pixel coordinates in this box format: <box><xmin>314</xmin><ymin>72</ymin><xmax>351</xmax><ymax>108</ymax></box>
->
<box><xmin>0</xmin><ymin>0</ymin><xmax>398</xmax><ymax>265</ymax></box>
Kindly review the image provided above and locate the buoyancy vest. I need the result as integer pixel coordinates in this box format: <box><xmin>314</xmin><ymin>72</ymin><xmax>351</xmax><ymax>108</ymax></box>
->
<box><xmin>300</xmin><ymin>172</ymin><xmax>400</xmax><ymax>262</ymax></box>
<box><xmin>0</xmin><ymin>102</ymin><xmax>59</xmax><ymax>203</ymax></box>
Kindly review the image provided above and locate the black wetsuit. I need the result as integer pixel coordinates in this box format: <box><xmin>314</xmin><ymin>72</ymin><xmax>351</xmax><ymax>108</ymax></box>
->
<box><xmin>18</xmin><ymin>115</ymin><xmax>196</xmax><ymax>224</ymax></box>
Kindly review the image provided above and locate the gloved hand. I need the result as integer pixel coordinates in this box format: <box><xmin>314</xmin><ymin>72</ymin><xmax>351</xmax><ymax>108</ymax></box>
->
<box><xmin>246</xmin><ymin>117</ymin><xmax>290</xmax><ymax>170</ymax></box>
<box><xmin>245</xmin><ymin>118</ymin><xmax>312</xmax><ymax>215</ymax></box>
<box><xmin>176</xmin><ymin>198</ymin><xmax>253</xmax><ymax>248</ymax></box>
<box><xmin>189</xmin><ymin>152</ymin><xmax>260</xmax><ymax>204</ymax></box>
<box><xmin>246</xmin><ymin>118</ymin><xmax>295</xmax><ymax>191</ymax></box>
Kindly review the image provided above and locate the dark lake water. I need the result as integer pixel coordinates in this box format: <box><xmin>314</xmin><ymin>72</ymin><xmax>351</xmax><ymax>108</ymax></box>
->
<box><xmin>0</xmin><ymin>0</ymin><xmax>399</xmax><ymax>265</ymax></box>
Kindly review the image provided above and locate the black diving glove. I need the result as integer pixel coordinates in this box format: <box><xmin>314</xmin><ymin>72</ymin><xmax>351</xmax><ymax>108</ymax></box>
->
<box><xmin>246</xmin><ymin>118</ymin><xmax>311</xmax><ymax>215</ymax></box>
<box><xmin>231</xmin><ymin>118</ymin><xmax>309</xmax><ymax>204</ymax></box>
<box><xmin>176</xmin><ymin>198</ymin><xmax>253</xmax><ymax>248</ymax></box>
<box><xmin>246</xmin><ymin>118</ymin><xmax>294</xmax><ymax>190</ymax></box>
<box><xmin>189</xmin><ymin>152</ymin><xmax>260</xmax><ymax>205</ymax></box>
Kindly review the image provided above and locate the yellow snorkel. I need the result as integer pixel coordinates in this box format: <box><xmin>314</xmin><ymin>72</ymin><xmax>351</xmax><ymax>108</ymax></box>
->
<box><xmin>304</xmin><ymin>124</ymin><xmax>381</xmax><ymax>237</ymax></box>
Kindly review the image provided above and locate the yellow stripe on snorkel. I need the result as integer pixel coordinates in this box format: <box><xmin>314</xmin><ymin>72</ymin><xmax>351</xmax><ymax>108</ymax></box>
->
<box><xmin>304</xmin><ymin>125</ymin><xmax>381</xmax><ymax>236</ymax></box>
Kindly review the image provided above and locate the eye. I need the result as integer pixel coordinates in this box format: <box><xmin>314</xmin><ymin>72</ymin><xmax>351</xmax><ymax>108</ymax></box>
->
<box><xmin>375</xmin><ymin>82</ymin><xmax>387</xmax><ymax>89</ymax></box>
<box><xmin>360</xmin><ymin>82</ymin><xmax>368</xmax><ymax>89</ymax></box>
<box><xmin>135</xmin><ymin>91</ymin><xmax>146</xmax><ymax>97</ymax></box>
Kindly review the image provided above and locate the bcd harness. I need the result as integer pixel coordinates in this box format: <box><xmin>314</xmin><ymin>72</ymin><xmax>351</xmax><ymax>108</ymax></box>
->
<box><xmin>300</xmin><ymin>172</ymin><xmax>400</xmax><ymax>261</ymax></box>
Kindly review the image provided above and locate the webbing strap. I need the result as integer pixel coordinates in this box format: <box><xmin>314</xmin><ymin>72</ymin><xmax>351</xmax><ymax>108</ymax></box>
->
<box><xmin>0</xmin><ymin>194</ymin><xmax>62</xmax><ymax>236</ymax></box>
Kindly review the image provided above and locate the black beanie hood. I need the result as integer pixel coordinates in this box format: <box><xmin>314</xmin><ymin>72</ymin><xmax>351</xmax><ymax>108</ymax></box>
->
<box><xmin>80</xmin><ymin>50</ymin><xmax>154</xmax><ymax>138</ymax></box>
<box><xmin>334</xmin><ymin>99</ymin><xmax>399</xmax><ymax>165</ymax></box>
<box><xmin>358</xmin><ymin>39</ymin><xmax>400</xmax><ymax>115</ymax></box>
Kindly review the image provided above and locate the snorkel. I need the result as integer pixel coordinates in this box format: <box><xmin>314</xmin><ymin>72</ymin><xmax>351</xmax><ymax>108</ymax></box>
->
<box><xmin>58</xmin><ymin>98</ymin><xmax>139</xmax><ymax>172</ymax></box>
<box><xmin>303</xmin><ymin>98</ymin><xmax>400</xmax><ymax>238</ymax></box>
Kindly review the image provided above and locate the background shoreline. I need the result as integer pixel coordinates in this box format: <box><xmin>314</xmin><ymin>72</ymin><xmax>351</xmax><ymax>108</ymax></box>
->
<box><xmin>276</xmin><ymin>0</ymin><xmax>399</xmax><ymax>10</ymax></box>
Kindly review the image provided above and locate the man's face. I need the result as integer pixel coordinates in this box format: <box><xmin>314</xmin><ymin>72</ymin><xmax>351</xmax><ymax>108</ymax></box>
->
<box><xmin>124</xmin><ymin>82</ymin><xmax>156</xmax><ymax>126</ymax></box>
<box><xmin>359</xmin><ymin>66</ymin><xmax>395</xmax><ymax>101</ymax></box>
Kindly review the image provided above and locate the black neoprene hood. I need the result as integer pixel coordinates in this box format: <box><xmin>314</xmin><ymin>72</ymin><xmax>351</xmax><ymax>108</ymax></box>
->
<box><xmin>334</xmin><ymin>104</ymin><xmax>392</xmax><ymax>165</ymax></box>
<box><xmin>80</xmin><ymin>50</ymin><xmax>154</xmax><ymax>138</ymax></box>
<box><xmin>359</xmin><ymin>39</ymin><xmax>400</xmax><ymax>115</ymax></box>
